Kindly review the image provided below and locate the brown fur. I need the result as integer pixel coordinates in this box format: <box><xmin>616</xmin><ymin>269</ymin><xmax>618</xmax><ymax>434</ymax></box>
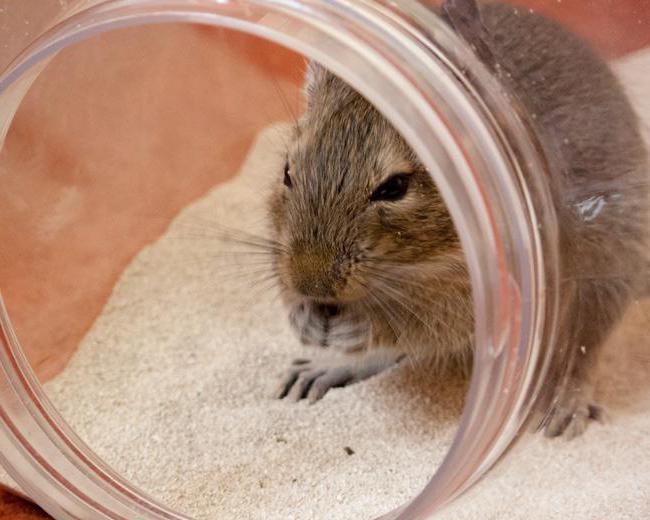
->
<box><xmin>268</xmin><ymin>63</ymin><xmax>472</xmax><ymax>366</ymax></box>
<box><xmin>268</xmin><ymin>0</ymin><xmax>648</xmax><ymax>437</ymax></box>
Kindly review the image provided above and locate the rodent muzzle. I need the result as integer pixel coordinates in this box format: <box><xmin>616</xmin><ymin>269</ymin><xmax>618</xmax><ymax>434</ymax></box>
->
<box><xmin>287</xmin><ymin>246</ymin><xmax>345</xmax><ymax>300</ymax></box>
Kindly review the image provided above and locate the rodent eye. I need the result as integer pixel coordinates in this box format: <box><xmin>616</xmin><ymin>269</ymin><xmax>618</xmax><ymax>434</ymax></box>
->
<box><xmin>283</xmin><ymin>161</ymin><xmax>293</xmax><ymax>188</ymax></box>
<box><xmin>370</xmin><ymin>173</ymin><xmax>411</xmax><ymax>202</ymax></box>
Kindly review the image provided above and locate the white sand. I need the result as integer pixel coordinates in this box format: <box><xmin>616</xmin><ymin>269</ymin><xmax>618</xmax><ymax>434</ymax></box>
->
<box><xmin>6</xmin><ymin>50</ymin><xmax>650</xmax><ymax>519</ymax></box>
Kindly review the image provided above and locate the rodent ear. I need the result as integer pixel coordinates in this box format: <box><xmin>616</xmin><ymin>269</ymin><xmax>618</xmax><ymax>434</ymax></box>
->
<box><xmin>441</xmin><ymin>0</ymin><xmax>496</xmax><ymax>68</ymax></box>
<box><xmin>441</xmin><ymin>0</ymin><xmax>482</xmax><ymax>29</ymax></box>
<box><xmin>304</xmin><ymin>61</ymin><xmax>331</xmax><ymax>104</ymax></box>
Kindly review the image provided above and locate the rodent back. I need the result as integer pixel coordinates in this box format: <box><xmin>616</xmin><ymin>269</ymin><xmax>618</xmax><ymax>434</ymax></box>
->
<box><xmin>481</xmin><ymin>3</ymin><xmax>649</xmax><ymax>282</ymax></box>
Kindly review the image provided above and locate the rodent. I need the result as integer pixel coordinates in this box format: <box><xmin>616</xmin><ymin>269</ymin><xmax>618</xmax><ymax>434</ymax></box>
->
<box><xmin>267</xmin><ymin>0</ymin><xmax>649</xmax><ymax>439</ymax></box>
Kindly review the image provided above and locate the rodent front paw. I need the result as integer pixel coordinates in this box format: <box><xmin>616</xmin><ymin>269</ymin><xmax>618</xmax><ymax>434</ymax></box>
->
<box><xmin>274</xmin><ymin>349</ymin><xmax>406</xmax><ymax>404</ymax></box>
<box><xmin>274</xmin><ymin>358</ymin><xmax>358</xmax><ymax>404</ymax></box>
<box><xmin>288</xmin><ymin>301</ymin><xmax>370</xmax><ymax>352</ymax></box>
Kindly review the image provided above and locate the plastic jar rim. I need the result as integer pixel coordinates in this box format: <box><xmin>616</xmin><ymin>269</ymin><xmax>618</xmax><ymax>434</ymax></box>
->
<box><xmin>0</xmin><ymin>1</ymin><xmax>556</xmax><ymax>519</ymax></box>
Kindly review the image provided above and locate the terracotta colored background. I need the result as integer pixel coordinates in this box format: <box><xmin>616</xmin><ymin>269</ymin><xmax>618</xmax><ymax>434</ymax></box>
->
<box><xmin>0</xmin><ymin>1</ymin><xmax>648</xmax><ymax>517</ymax></box>
<box><xmin>0</xmin><ymin>25</ymin><xmax>304</xmax><ymax>381</ymax></box>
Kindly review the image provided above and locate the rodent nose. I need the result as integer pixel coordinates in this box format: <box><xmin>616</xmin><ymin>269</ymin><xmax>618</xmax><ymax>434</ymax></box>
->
<box><xmin>289</xmin><ymin>247</ymin><xmax>338</xmax><ymax>299</ymax></box>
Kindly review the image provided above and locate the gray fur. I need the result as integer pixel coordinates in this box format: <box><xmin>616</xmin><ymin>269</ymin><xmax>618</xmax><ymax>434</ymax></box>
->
<box><xmin>479</xmin><ymin>2</ymin><xmax>648</xmax><ymax>438</ymax></box>
<box><xmin>268</xmin><ymin>1</ymin><xmax>649</xmax><ymax>438</ymax></box>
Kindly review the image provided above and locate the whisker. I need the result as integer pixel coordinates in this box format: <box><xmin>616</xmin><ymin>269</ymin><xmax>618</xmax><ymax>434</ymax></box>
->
<box><xmin>192</xmin><ymin>272</ymin><xmax>283</xmax><ymax>316</ymax></box>
<box><xmin>170</xmin><ymin>221</ymin><xmax>288</xmax><ymax>254</ymax></box>
<box><xmin>361</xmin><ymin>267</ymin><xmax>472</xmax><ymax>320</ymax></box>
<box><xmin>270</xmin><ymin>75</ymin><xmax>301</xmax><ymax>134</ymax></box>
<box><xmin>363</xmin><ymin>257</ymin><xmax>468</xmax><ymax>284</ymax></box>
<box><xmin>370</xmin><ymin>275</ymin><xmax>472</xmax><ymax>337</ymax></box>
<box><xmin>358</xmin><ymin>290</ymin><xmax>421</xmax><ymax>369</ymax></box>
<box><xmin>357</xmin><ymin>281</ymin><xmax>406</xmax><ymax>342</ymax></box>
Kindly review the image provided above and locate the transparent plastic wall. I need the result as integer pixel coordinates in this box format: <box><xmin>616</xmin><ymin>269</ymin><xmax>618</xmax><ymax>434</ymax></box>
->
<box><xmin>0</xmin><ymin>1</ymin><xmax>648</xmax><ymax>519</ymax></box>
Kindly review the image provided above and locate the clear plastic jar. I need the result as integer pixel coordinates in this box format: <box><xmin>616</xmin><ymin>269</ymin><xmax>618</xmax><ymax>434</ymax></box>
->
<box><xmin>0</xmin><ymin>1</ymin><xmax>648</xmax><ymax>519</ymax></box>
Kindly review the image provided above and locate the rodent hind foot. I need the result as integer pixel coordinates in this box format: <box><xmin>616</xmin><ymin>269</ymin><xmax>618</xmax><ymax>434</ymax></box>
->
<box><xmin>543</xmin><ymin>393</ymin><xmax>606</xmax><ymax>440</ymax></box>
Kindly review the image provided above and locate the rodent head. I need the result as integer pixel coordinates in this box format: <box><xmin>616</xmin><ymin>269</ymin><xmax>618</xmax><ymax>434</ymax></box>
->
<box><xmin>268</xmin><ymin>63</ymin><xmax>462</xmax><ymax>306</ymax></box>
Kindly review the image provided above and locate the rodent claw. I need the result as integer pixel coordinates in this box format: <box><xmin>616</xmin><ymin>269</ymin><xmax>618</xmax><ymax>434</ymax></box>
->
<box><xmin>543</xmin><ymin>392</ymin><xmax>605</xmax><ymax>440</ymax></box>
<box><xmin>275</xmin><ymin>358</ymin><xmax>356</xmax><ymax>403</ymax></box>
<box><xmin>276</xmin><ymin>350</ymin><xmax>404</xmax><ymax>404</ymax></box>
<box><xmin>287</xmin><ymin>369</ymin><xmax>327</xmax><ymax>402</ymax></box>
<box><xmin>274</xmin><ymin>364</ymin><xmax>310</xmax><ymax>399</ymax></box>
